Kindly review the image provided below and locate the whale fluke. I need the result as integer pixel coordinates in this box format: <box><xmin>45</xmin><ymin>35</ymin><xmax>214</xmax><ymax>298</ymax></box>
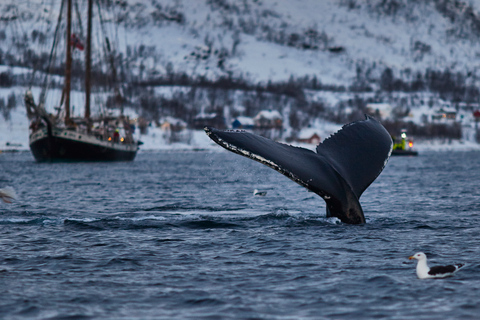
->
<box><xmin>205</xmin><ymin>115</ymin><xmax>392</xmax><ymax>224</ymax></box>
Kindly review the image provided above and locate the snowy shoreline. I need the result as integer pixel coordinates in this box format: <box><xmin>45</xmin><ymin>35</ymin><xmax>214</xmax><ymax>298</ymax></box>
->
<box><xmin>3</xmin><ymin>95</ymin><xmax>480</xmax><ymax>154</ymax></box>
<box><xmin>3</xmin><ymin>128</ymin><xmax>480</xmax><ymax>154</ymax></box>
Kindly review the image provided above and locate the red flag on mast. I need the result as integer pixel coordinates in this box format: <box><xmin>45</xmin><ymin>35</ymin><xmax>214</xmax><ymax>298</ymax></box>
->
<box><xmin>70</xmin><ymin>34</ymin><xmax>85</xmax><ymax>51</ymax></box>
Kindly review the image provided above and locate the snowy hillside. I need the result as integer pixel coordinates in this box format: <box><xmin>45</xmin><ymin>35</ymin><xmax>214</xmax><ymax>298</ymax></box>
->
<box><xmin>2</xmin><ymin>0</ymin><xmax>480</xmax><ymax>85</ymax></box>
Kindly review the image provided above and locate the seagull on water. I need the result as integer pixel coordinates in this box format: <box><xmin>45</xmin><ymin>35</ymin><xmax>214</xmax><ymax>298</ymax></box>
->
<box><xmin>253</xmin><ymin>189</ymin><xmax>267</xmax><ymax>196</ymax></box>
<box><xmin>0</xmin><ymin>187</ymin><xmax>17</xmax><ymax>203</ymax></box>
<box><xmin>409</xmin><ymin>252</ymin><xmax>464</xmax><ymax>279</ymax></box>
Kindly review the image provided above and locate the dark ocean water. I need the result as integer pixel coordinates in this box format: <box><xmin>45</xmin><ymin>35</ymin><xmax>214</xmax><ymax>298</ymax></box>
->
<box><xmin>1</xmin><ymin>150</ymin><xmax>480</xmax><ymax>320</ymax></box>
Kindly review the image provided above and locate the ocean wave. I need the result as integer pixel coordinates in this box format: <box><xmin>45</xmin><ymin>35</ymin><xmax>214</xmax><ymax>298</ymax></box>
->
<box><xmin>58</xmin><ymin>210</ymin><xmax>337</xmax><ymax>232</ymax></box>
<box><xmin>142</xmin><ymin>204</ymin><xmax>248</xmax><ymax>213</ymax></box>
<box><xmin>0</xmin><ymin>217</ymin><xmax>48</xmax><ymax>225</ymax></box>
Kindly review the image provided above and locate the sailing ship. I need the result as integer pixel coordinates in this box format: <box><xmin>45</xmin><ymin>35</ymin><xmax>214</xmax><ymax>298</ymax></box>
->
<box><xmin>24</xmin><ymin>0</ymin><xmax>140</xmax><ymax>162</ymax></box>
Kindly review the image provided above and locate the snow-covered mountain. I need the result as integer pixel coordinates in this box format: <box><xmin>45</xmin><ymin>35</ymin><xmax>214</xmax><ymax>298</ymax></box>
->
<box><xmin>2</xmin><ymin>0</ymin><xmax>480</xmax><ymax>86</ymax></box>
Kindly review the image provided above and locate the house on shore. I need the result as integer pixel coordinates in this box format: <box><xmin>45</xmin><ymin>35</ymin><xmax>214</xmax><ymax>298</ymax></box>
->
<box><xmin>231</xmin><ymin>116</ymin><xmax>254</xmax><ymax>130</ymax></box>
<box><xmin>253</xmin><ymin>110</ymin><xmax>283</xmax><ymax>140</ymax></box>
<box><xmin>193</xmin><ymin>112</ymin><xmax>226</xmax><ymax>129</ymax></box>
<box><xmin>432</xmin><ymin>107</ymin><xmax>457</xmax><ymax>122</ymax></box>
<box><xmin>297</xmin><ymin>128</ymin><xmax>321</xmax><ymax>145</ymax></box>
<box><xmin>253</xmin><ymin>110</ymin><xmax>283</xmax><ymax>129</ymax></box>
<box><xmin>159</xmin><ymin>116</ymin><xmax>187</xmax><ymax>132</ymax></box>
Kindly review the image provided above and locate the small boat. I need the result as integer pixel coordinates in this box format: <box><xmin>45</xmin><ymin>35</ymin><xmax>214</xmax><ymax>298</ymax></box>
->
<box><xmin>392</xmin><ymin>149</ymin><xmax>418</xmax><ymax>156</ymax></box>
<box><xmin>391</xmin><ymin>129</ymin><xmax>418</xmax><ymax>156</ymax></box>
<box><xmin>24</xmin><ymin>0</ymin><xmax>140</xmax><ymax>162</ymax></box>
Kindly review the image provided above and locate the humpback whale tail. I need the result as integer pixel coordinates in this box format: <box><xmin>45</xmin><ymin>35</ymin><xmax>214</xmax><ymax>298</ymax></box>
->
<box><xmin>204</xmin><ymin>115</ymin><xmax>392</xmax><ymax>224</ymax></box>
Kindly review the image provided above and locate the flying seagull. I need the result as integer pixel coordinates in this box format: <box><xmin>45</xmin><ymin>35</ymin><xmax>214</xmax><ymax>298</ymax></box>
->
<box><xmin>409</xmin><ymin>252</ymin><xmax>465</xmax><ymax>279</ymax></box>
<box><xmin>205</xmin><ymin>115</ymin><xmax>392</xmax><ymax>224</ymax></box>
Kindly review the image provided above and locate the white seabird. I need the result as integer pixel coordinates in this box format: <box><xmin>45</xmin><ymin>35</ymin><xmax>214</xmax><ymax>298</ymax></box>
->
<box><xmin>409</xmin><ymin>252</ymin><xmax>464</xmax><ymax>279</ymax></box>
<box><xmin>0</xmin><ymin>186</ymin><xmax>17</xmax><ymax>203</ymax></box>
<box><xmin>253</xmin><ymin>189</ymin><xmax>267</xmax><ymax>196</ymax></box>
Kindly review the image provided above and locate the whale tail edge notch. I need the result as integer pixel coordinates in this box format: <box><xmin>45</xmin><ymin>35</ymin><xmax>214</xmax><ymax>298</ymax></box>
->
<box><xmin>204</xmin><ymin>115</ymin><xmax>393</xmax><ymax>224</ymax></box>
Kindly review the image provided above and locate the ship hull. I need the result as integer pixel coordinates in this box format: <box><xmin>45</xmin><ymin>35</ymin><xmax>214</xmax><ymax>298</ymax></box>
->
<box><xmin>391</xmin><ymin>149</ymin><xmax>418</xmax><ymax>156</ymax></box>
<box><xmin>29</xmin><ymin>128</ymin><xmax>138</xmax><ymax>162</ymax></box>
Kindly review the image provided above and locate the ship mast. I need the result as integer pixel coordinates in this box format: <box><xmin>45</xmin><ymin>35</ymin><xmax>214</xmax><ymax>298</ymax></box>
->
<box><xmin>64</xmin><ymin>0</ymin><xmax>72</xmax><ymax>125</ymax></box>
<box><xmin>85</xmin><ymin>0</ymin><xmax>92</xmax><ymax>120</ymax></box>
